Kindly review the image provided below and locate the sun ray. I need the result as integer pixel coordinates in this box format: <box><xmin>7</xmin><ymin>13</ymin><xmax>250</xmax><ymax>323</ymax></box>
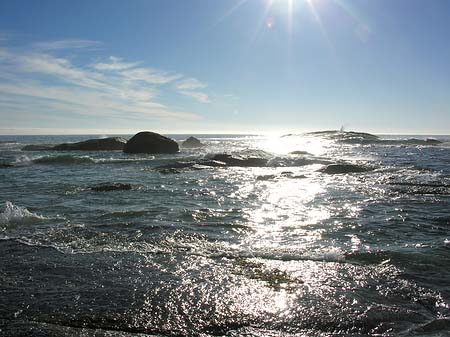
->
<box><xmin>214</xmin><ymin>0</ymin><xmax>249</xmax><ymax>25</ymax></box>
<box><xmin>306</xmin><ymin>0</ymin><xmax>336</xmax><ymax>58</ymax></box>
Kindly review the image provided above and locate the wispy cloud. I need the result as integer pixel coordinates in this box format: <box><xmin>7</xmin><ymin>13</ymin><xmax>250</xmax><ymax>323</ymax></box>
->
<box><xmin>179</xmin><ymin>90</ymin><xmax>210</xmax><ymax>103</ymax></box>
<box><xmin>120</xmin><ymin>67</ymin><xmax>181</xmax><ymax>85</ymax></box>
<box><xmin>176</xmin><ymin>78</ymin><xmax>207</xmax><ymax>90</ymax></box>
<box><xmin>0</xmin><ymin>38</ymin><xmax>211</xmax><ymax>127</ymax></box>
<box><xmin>175</xmin><ymin>78</ymin><xmax>210</xmax><ymax>103</ymax></box>
<box><xmin>92</xmin><ymin>56</ymin><xmax>140</xmax><ymax>71</ymax></box>
<box><xmin>33</xmin><ymin>39</ymin><xmax>102</xmax><ymax>50</ymax></box>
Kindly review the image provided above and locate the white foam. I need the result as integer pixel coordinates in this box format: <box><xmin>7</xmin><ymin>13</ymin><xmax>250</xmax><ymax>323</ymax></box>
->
<box><xmin>0</xmin><ymin>201</ymin><xmax>47</xmax><ymax>226</ymax></box>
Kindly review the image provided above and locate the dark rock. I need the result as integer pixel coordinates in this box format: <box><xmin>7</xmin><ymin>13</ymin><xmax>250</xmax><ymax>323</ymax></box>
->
<box><xmin>159</xmin><ymin>168</ymin><xmax>182</xmax><ymax>174</ymax></box>
<box><xmin>89</xmin><ymin>183</ymin><xmax>132</xmax><ymax>192</ymax></box>
<box><xmin>198</xmin><ymin>160</ymin><xmax>228</xmax><ymax>167</ymax></box>
<box><xmin>123</xmin><ymin>132</ymin><xmax>179</xmax><ymax>154</ymax></box>
<box><xmin>256</xmin><ymin>174</ymin><xmax>276</xmax><ymax>181</ymax></box>
<box><xmin>21</xmin><ymin>144</ymin><xmax>55</xmax><ymax>151</ymax></box>
<box><xmin>155</xmin><ymin>160</ymin><xmax>226</xmax><ymax>173</ymax></box>
<box><xmin>425</xmin><ymin>138</ymin><xmax>442</xmax><ymax>145</ymax></box>
<box><xmin>210</xmin><ymin>154</ymin><xmax>268</xmax><ymax>167</ymax></box>
<box><xmin>289</xmin><ymin>150</ymin><xmax>311</xmax><ymax>155</ymax></box>
<box><xmin>320</xmin><ymin>164</ymin><xmax>372</xmax><ymax>174</ymax></box>
<box><xmin>0</xmin><ymin>163</ymin><xmax>14</xmax><ymax>168</ymax></box>
<box><xmin>156</xmin><ymin>161</ymin><xmax>197</xmax><ymax>170</ymax></box>
<box><xmin>181</xmin><ymin>136</ymin><xmax>203</xmax><ymax>148</ymax></box>
<box><xmin>53</xmin><ymin>137</ymin><xmax>127</xmax><ymax>151</ymax></box>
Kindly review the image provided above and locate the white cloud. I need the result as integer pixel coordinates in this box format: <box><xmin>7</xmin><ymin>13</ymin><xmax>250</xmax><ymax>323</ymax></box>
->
<box><xmin>33</xmin><ymin>39</ymin><xmax>102</xmax><ymax>50</ymax></box>
<box><xmin>179</xmin><ymin>90</ymin><xmax>210</xmax><ymax>103</ymax></box>
<box><xmin>175</xmin><ymin>78</ymin><xmax>207</xmax><ymax>90</ymax></box>
<box><xmin>92</xmin><ymin>56</ymin><xmax>140</xmax><ymax>71</ymax></box>
<box><xmin>0</xmin><ymin>43</ymin><xmax>207</xmax><ymax>124</ymax></box>
<box><xmin>120</xmin><ymin>67</ymin><xmax>181</xmax><ymax>85</ymax></box>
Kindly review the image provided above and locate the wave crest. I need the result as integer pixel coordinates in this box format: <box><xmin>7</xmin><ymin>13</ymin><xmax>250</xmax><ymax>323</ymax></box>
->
<box><xmin>33</xmin><ymin>155</ymin><xmax>96</xmax><ymax>165</ymax></box>
<box><xmin>0</xmin><ymin>201</ymin><xmax>47</xmax><ymax>226</ymax></box>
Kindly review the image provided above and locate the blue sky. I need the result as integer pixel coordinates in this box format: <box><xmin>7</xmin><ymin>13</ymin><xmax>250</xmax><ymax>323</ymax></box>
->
<box><xmin>0</xmin><ymin>0</ymin><xmax>449</xmax><ymax>134</ymax></box>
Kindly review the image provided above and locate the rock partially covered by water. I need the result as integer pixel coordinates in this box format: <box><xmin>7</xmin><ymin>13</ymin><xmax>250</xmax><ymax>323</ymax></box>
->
<box><xmin>181</xmin><ymin>136</ymin><xmax>204</xmax><ymax>148</ymax></box>
<box><xmin>210</xmin><ymin>154</ymin><xmax>268</xmax><ymax>167</ymax></box>
<box><xmin>0</xmin><ymin>163</ymin><xmax>14</xmax><ymax>168</ymax></box>
<box><xmin>21</xmin><ymin>144</ymin><xmax>55</xmax><ymax>151</ymax></box>
<box><xmin>425</xmin><ymin>138</ymin><xmax>442</xmax><ymax>145</ymax></box>
<box><xmin>89</xmin><ymin>183</ymin><xmax>132</xmax><ymax>192</ymax></box>
<box><xmin>123</xmin><ymin>132</ymin><xmax>179</xmax><ymax>154</ymax></box>
<box><xmin>320</xmin><ymin>163</ymin><xmax>372</xmax><ymax>174</ymax></box>
<box><xmin>53</xmin><ymin>137</ymin><xmax>127</xmax><ymax>151</ymax></box>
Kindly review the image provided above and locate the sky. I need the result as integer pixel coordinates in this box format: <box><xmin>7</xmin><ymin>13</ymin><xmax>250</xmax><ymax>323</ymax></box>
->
<box><xmin>0</xmin><ymin>0</ymin><xmax>450</xmax><ymax>135</ymax></box>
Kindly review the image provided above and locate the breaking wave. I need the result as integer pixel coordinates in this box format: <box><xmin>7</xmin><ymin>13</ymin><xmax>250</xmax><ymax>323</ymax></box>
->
<box><xmin>33</xmin><ymin>155</ymin><xmax>96</xmax><ymax>165</ymax></box>
<box><xmin>0</xmin><ymin>201</ymin><xmax>48</xmax><ymax>226</ymax></box>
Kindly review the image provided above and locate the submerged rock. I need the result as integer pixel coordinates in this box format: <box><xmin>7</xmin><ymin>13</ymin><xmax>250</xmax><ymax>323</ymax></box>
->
<box><xmin>181</xmin><ymin>136</ymin><xmax>204</xmax><ymax>148</ymax></box>
<box><xmin>53</xmin><ymin>137</ymin><xmax>127</xmax><ymax>151</ymax></box>
<box><xmin>21</xmin><ymin>144</ymin><xmax>54</xmax><ymax>151</ymax></box>
<box><xmin>0</xmin><ymin>163</ymin><xmax>14</xmax><ymax>168</ymax></box>
<box><xmin>210</xmin><ymin>154</ymin><xmax>268</xmax><ymax>167</ymax></box>
<box><xmin>123</xmin><ymin>132</ymin><xmax>179</xmax><ymax>154</ymax></box>
<box><xmin>425</xmin><ymin>138</ymin><xmax>442</xmax><ymax>144</ymax></box>
<box><xmin>289</xmin><ymin>150</ymin><xmax>311</xmax><ymax>155</ymax></box>
<box><xmin>89</xmin><ymin>183</ymin><xmax>132</xmax><ymax>192</ymax></box>
<box><xmin>155</xmin><ymin>160</ymin><xmax>226</xmax><ymax>173</ymax></box>
<box><xmin>320</xmin><ymin>163</ymin><xmax>372</xmax><ymax>174</ymax></box>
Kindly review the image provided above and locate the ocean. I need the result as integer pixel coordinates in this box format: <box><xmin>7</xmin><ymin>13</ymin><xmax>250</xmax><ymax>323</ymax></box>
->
<box><xmin>0</xmin><ymin>131</ymin><xmax>449</xmax><ymax>336</ymax></box>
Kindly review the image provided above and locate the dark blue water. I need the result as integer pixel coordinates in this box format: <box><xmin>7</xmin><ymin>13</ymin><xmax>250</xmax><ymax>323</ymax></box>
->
<box><xmin>1</xmin><ymin>132</ymin><xmax>450</xmax><ymax>336</ymax></box>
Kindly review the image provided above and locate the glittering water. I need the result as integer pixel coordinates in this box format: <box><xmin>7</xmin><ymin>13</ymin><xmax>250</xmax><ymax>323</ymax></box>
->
<box><xmin>1</xmin><ymin>132</ymin><xmax>450</xmax><ymax>336</ymax></box>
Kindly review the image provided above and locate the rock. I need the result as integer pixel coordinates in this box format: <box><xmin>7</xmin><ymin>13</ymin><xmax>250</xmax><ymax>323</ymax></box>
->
<box><xmin>320</xmin><ymin>164</ymin><xmax>372</xmax><ymax>174</ymax></box>
<box><xmin>89</xmin><ymin>183</ymin><xmax>132</xmax><ymax>192</ymax></box>
<box><xmin>21</xmin><ymin>144</ymin><xmax>55</xmax><ymax>151</ymax></box>
<box><xmin>256</xmin><ymin>174</ymin><xmax>276</xmax><ymax>181</ymax></box>
<box><xmin>155</xmin><ymin>160</ymin><xmax>226</xmax><ymax>173</ymax></box>
<box><xmin>123</xmin><ymin>132</ymin><xmax>179</xmax><ymax>154</ymax></box>
<box><xmin>181</xmin><ymin>136</ymin><xmax>203</xmax><ymax>148</ymax></box>
<box><xmin>210</xmin><ymin>154</ymin><xmax>268</xmax><ymax>167</ymax></box>
<box><xmin>425</xmin><ymin>138</ymin><xmax>442</xmax><ymax>145</ymax></box>
<box><xmin>53</xmin><ymin>137</ymin><xmax>127</xmax><ymax>151</ymax></box>
<box><xmin>289</xmin><ymin>150</ymin><xmax>311</xmax><ymax>155</ymax></box>
<box><xmin>159</xmin><ymin>168</ymin><xmax>182</xmax><ymax>174</ymax></box>
<box><xmin>0</xmin><ymin>163</ymin><xmax>14</xmax><ymax>168</ymax></box>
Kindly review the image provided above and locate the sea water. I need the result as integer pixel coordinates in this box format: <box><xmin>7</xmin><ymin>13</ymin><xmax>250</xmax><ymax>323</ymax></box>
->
<box><xmin>0</xmin><ymin>132</ymin><xmax>449</xmax><ymax>336</ymax></box>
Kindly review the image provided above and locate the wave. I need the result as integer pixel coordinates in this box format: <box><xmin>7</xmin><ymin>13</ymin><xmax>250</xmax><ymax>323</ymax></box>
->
<box><xmin>33</xmin><ymin>155</ymin><xmax>96</xmax><ymax>165</ymax></box>
<box><xmin>0</xmin><ymin>201</ymin><xmax>47</xmax><ymax>226</ymax></box>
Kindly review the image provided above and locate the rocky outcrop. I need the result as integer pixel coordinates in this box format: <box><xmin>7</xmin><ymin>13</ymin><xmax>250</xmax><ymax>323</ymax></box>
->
<box><xmin>181</xmin><ymin>137</ymin><xmax>204</xmax><ymax>148</ymax></box>
<box><xmin>209</xmin><ymin>154</ymin><xmax>268</xmax><ymax>167</ymax></box>
<box><xmin>123</xmin><ymin>132</ymin><xmax>179</xmax><ymax>154</ymax></box>
<box><xmin>320</xmin><ymin>164</ymin><xmax>372</xmax><ymax>174</ymax></box>
<box><xmin>154</xmin><ymin>153</ymin><xmax>269</xmax><ymax>174</ymax></box>
<box><xmin>53</xmin><ymin>137</ymin><xmax>127</xmax><ymax>151</ymax></box>
<box><xmin>89</xmin><ymin>183</ymin><xmax>132</xmax><ymax>192</ymax></box>
<box><xmin>21</xmin><ymin>144</ymin><xmax>55</xmax><ymax>151</ymax></box>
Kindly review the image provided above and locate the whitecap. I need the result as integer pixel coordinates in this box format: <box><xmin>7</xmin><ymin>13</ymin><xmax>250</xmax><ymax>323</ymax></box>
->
<box><xmin>0</xmin><ymin>201</ymin><xmax>47</xmax><ymax>226</ymax></box>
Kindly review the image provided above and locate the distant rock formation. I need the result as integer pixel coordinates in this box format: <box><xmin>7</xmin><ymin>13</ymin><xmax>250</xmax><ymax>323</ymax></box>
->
<box><xmin>123</xmin><ymin>132</ymin><xmax>179</xmax><ymax>154</ymax></box>
<box><xmin>53</xmin><ymin>137</ymin><xmax>127</xmax><ymax>151</ymax></box>
<box><xmin>21</xmin><ymin>144</ymin><xmax>55</xmax><ymax>151</ymax></box>
<box><xmin>181</xmin><ymin>136</ymin><xmax>204</xmax><ymax>148</ymax></box>
<box><xmin>22</xmin><ymin>138</ymin><xmax>127</xmax><ymax>151</ymax></box>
